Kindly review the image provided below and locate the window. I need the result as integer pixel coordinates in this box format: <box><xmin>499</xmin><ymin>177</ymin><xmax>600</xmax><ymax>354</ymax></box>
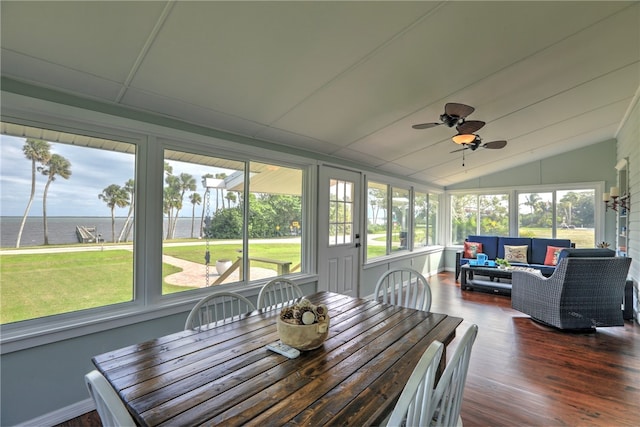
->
<box><xmin>518</xmin><ymin>189</ymin><xmax>595</xmax><ymax>246</ymax></box>
<box><xmin>450</xmin><ymin>187</ymin><xmax>597</xmax><ymax>248</ymax></box>
<box><xmin>392</xmin><ymin>187</ymin><xmax>410</xmax><ymax>251</ymax></box>
<box><xmin>366</xmin><ymin>179</ymin><xmax>439</xmax><ymax>260</ymax></box>
<box><xmin>329</xmin><ymin>178</ymin><xmax>354</xmax><ymax>245</ymax></box>
<box><xmin>0</xmin><ymin>122</ymin><xmax>136</xmax><ymax>324</ymax></box>
<box><xmin>247</xmin><ymin>162</ymin><xmax>302</xmax><ymax>281</ymax></box>
<box><xmin>518</xmin><ymin>192</ymin><xmax>553</xmax><ymax>238</ymax></box>
<box><xmin>450</xmin><ymin>193</ymin><xmax>510</xmax><ymax>244</ymax></box>
<box><xmin>161</xmin><ymin>150</ymin><xmax>245</xmax><ymax>294</ymax></box>
<box><xmin>161</xmin><ymin>152</ymin><xmax>305</xmax><ymax>294</ymax></box>
<box><xmin>414</xmin><ymin>191</ymin><xmax>438</xmax><ymax>248</ymax></box>
<box><xmin>366</xmin><ymin>181</ymin><xmax>388</xmax><ymax>260</ymax></box>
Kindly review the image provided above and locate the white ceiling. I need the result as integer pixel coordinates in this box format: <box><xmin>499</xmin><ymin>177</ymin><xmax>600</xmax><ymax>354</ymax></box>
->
<box><xmin>1</xmin><ymin>1</ymin><xmax>638</xmax><ymax>187</ymax></box>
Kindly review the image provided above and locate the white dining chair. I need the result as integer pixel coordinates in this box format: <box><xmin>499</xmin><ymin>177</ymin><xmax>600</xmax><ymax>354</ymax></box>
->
<box><xmin>374</xmin><ymin>268</ymin><xmax>432</xmax><ymax>311</ymax></box>
<box><xmin>430</xmin><ymin>323</ymin><xmax>479</xmax><ymax>426</ymax></box>
<box><xmin>257</xmin><ymin>277</ymin><xmax>303</xmax><ymax>310</ymax></box>
<box><xmin>85</xmin><ymin>370</ymin><xmax>136</xmax><ymax>427</ymax></box>
<box><xmin>386</xmin><ymin>340</ymin><xmax>445</xmax><ymax>427</ymax></box>
<box><xmin>184</xmin><ymin>291</ymin><xmax>255</xmax><ymax>331</ymax></box>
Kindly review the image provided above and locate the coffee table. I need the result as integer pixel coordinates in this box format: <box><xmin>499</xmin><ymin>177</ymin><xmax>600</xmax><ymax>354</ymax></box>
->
<box><xmin>460</xmin><ymin>264</ymin><xmax>514</xmax><ymax>294</ymax></box>
<box><xmin>461</xmin><ymin>264</ymin><xmax>547</xmax><ymax>294</ymax></box>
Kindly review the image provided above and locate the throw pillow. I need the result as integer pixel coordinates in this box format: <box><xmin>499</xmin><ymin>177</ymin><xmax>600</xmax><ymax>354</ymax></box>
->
<box><xmin>464</xmin><ymin>241</ymin><xmax>483</xmax><ymax>258</ymax></box>
<box><xmin>544</xmin><ymin>246</ymin><xmax>566</xmax><ymax>266</ymax></box>
<box><xmin>504</xmin><ymin>245</ymin><xmax>528</xmax><ymax>263</ymax></box>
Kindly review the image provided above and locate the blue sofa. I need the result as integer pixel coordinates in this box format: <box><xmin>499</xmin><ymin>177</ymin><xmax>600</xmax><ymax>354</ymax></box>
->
<box><xmin>456</xmin><ymin>235</ymin><xmax>574</xmax><ymax>280</ymax></box>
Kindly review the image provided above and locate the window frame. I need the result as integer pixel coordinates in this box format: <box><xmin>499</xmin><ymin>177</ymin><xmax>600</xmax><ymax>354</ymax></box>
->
<box><xmin>364</xmin><ymin>174</ymin><xmax>443</xmax><ymax>264</ymax></box>
<box><xmin>0</xmin><ymin>94</ymin><xmax>317</xmax><ymax>353</ymax></box>
<box><xmin>447</xmin><ymin>182</ymin><xmax>605</xmax><ymax>247</ymax></box>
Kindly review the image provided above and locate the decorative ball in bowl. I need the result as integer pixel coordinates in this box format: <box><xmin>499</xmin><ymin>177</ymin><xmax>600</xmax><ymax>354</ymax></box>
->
<box><xmin>277</xmin><ymin>299</ymin><xmax>330</xmax><ymax>351</ymax></box>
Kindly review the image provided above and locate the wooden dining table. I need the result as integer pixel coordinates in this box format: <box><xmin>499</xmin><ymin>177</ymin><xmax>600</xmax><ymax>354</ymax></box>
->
<box><xmin>92</xmin><ymin>291</ymin><xmax>463</xmax><ymax>426</ymax></box>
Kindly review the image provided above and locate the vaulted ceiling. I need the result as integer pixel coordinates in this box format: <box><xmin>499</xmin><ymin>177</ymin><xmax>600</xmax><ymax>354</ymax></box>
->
<box><xmin>1</xmin><ymin>1</ymin><xmax>638</xmax><ymax>187</ymax></box>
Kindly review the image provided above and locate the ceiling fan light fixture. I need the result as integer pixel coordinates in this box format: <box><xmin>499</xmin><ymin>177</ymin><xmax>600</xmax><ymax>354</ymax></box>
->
<box><xmin>452</xmin><ymin>133</ymin><xmax>476</xmax><ymax>144</ymax></box>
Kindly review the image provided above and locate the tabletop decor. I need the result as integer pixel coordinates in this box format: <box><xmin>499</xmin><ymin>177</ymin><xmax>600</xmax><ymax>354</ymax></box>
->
<box><xmin>277</xmin><ymin>298</ymin><xmax>330</xmax><ymax>350</ymax></box>
<box><xmin>495</xmin><ymin>258</ymin><xmax>511</xmax><ymax>269</ymax></box>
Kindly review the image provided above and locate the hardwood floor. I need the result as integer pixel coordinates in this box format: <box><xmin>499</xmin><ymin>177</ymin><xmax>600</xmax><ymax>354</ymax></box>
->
<box><xmin>58</xmin><ymin>272</ymin><xmax>639</xmax><ymax>426</ymax></box>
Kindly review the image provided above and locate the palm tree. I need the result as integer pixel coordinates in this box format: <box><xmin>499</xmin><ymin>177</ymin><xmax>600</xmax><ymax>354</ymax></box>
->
<box><xmin>164</xmin><ymin>174</ymin><xmax>181</xmax><ymax>239</ymax></box>
<box><xmin>118</xmin><ymin>179</ymin><xmax>135</xmax><ymax>242</ymax></box>
<box><xmin>524</xmin><ymin>193</ymin><xmax>541</xmax><ymax>215</ymax></box>
<box><xmin>169</xmin><ymin>172</ymin><xmax>196</xmax><ymax>238</ymax></box>
<box><xmin>189</xmin><ymin>192</ymin><xmax>202</xmax><ymax>238</ymax></box>
<box><xmin>98</xmin><ymin>184</ymin><xmax>129</xmax><ymax>243</ymax></box>
<box><xmin>39</xmin><ymin>154</ymin><xmax>71</xmax><ymax>245</ymax></box>
<box><xmin>16</xmin><ymin>138</ymin><xmax>51</xmax><ymax>248</ymax></box>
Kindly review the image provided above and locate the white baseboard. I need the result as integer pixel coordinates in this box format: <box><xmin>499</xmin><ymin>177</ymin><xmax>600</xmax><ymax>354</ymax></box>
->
<box><xmin>15</xmin><ymin>398</ymin><xmax>95</xmax><ymax>427</ymax></box>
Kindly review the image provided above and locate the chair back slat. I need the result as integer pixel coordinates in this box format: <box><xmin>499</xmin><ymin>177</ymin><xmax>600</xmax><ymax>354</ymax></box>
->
<box><xmin>374</xmin><ymin>268</ymin><xmax>432</xmax><ymax>311</ymax></box>
<box><xmin>257</xmin><ymin>278</ymin><xmax>303</xmax><ymax>310</ymax></box>
<box><xmin>185</xmin><ymin>291</ymin><xmax>255</xmax><ymax>331</ymax></box>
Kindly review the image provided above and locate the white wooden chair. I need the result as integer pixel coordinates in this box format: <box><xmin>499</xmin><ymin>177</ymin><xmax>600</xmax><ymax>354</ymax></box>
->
<box><xmin>386</xmin><ymin>341</ymin><xmax>445</xmax><ymax>427</ymax></box>
<box><xmin>184</xmin><ymin>291</ymin><xmax>255</xmax><ymax>331</ymax></box>
<box><xmin>430</xmin><ymin>324</ymin><xmax>479</xmax><ymax>426</ymax></box>
<box><xmin>374</xmin><ymin>268</ymin><xmax>432</xmax><ymax>311</ymax></box>
<box><xmin>257</xmin><ymin>277</ymin><xmax>303</xmax><ymax>310</ymax></box>
<box><xmin>85</xmin><ymin>370</ymin><xmax>136</xmax><ymax>427</ymax></box>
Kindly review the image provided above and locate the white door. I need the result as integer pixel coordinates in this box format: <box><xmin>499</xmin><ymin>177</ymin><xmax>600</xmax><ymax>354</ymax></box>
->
<box><xmin>317</xmin><ymin>166</ymin><xmax>361</xmax><ymax>296</ymax></box>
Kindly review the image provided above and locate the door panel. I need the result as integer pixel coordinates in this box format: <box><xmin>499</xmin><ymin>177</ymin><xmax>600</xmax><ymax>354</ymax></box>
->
<box><xmin>318</xmin><ymin>166</ymin><xmax>361</xmax><ymax>296</ymax></box>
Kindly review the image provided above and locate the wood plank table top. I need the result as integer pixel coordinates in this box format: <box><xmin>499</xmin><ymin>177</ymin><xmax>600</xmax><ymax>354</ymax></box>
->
<box><xmin>92</xmin><ymin>291</ymin><xmax>463</xmax><ymax>426</ymax></box>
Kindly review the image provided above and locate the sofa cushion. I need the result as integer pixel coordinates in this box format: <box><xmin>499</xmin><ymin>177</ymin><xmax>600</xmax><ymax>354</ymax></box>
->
<box><xmin>530</xmin><ymin>238</ymin><xmax>571</xmax><ymax>265</ymax></box>
<box><xmin>464</xmin><ymin>241</ymin><xmax>483</xmax><ymax>258</ymax></box>
<box><xmin>504</xmin><ymin>245</ymin><xmax>528</xmax><ymax>263</ymax></box>
<box><xmin>497</xmin><ymin>237</ymin><xmax>531</xmax><ymax>260</ymax></box>
<box><xmin>468</xmin><ymin>235</ymin><xmax>499</xmax><ymax>259</ymax></box>
<box><xmin>544</xmin><ymin>246</ymin><xmax>566</xmax><ymax>266</ymax></box>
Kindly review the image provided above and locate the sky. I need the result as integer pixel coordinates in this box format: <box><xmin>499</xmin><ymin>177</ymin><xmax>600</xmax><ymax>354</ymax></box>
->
<box><xmin>0</xmin><ymin>134</ymin><xmax>231</xmax><ymax>217</ymax></box>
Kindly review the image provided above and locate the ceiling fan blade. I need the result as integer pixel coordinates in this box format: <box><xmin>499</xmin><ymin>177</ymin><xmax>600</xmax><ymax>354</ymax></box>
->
<box><xmin>412</xmin><ymin>122</ymin><xmax>441</xmax><ymax>130</ymax></box>
<box><xmin>450</xmin><ymin>146</ymin><xmax>469</xmax><ymax>153</ymax></box>
<box><xmin>445</xmin><ymin>102</ymin><xmax>475</xmax><ymax>119</ymax></box>
<box><xmin>457</xmin><ymin>120</ymin><xmax>485</xmax><ymax>134</ymax></box>
<box><xmin>483</xmin><ymin>140</ymin><xmax>507</xmax><ymax>149</ymax></box>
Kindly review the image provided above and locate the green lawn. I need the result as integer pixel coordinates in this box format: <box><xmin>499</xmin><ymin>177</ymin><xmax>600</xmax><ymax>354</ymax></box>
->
<box><xmin>0</xmin><ymin>229</ymin><xmax>593</xmax><ymax>324</ymax></box>
<box><xmin>519</xmin><ymin>227</ymin><xmax>595</xmax><ymax>248</ymax></box>
<box><xmin>1</xmin><ymin>243</ymin><xmax>301</xmax><ymax>324</ymax></box>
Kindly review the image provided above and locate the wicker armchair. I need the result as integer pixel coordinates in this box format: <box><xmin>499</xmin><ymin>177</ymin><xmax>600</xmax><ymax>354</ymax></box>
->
<box><xmin>512</xmin><ymin>256</ymin><xmax>631</xmax><ymax>330</ymax></box>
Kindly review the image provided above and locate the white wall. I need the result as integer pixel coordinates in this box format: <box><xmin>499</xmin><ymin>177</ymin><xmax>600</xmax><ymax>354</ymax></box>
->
<box><xmin>616</xmin><ymin>95</ymin><xmax>639</xmax><ymax>318</ymax></box>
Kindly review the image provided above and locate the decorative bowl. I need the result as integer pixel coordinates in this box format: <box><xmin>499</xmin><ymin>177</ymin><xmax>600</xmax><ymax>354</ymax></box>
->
<box><xmin>277</xmin><ymin>315</ymin><xmax>330</xmax><ymax>351</ymax></box>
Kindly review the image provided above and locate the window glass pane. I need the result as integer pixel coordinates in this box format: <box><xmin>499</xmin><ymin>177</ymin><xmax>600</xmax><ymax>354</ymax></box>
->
<box><xmin>556</xmin><ymin>189</ymin><xmax>595</xmax><ymax>247</ymax></box>
<box><xmin>518</xmin><ymin>192</ymin><xmax>552</xmax><ymax>238</ymax></box>
<box><xmin>392</xmin><ymin>187</ymin><xmax>410</xmax><ymax>251</ymax></box>
<box><xmin>414</xmin><ymin>191</ymin><xmax>428</xmax><ymax>248</ymax></box>
<box><xmin>247</xmin><ymin>161</ymin><xmax>303</xmax><ymax>280</ymax></box>
<box><xmin>1</xmin><ymin>123</ymin><xmax>135</xmax><ymax>324</ymax></box>
<box><xmin>427</xmin><ymin>193</ymin><xmax>439</xmax><ymax>245</ymax></box>
<box><xmin>328</xmin><ymin>178</ymin><xmax>353</xmax><ymax>246</ymax></box>
<box><xmin>479</xmin><ymin>194</ymin><xmax>509</xmax><ymax>235</ymax></box>
<box><xmin>162</xmin><ymin>150</ymin><xmax>244</xmax><ymax>294</ymax></box>
<box><xmin>366</xmin><ymin>181</ymin><xmax>387</xmax><ymax>260</ymax></box>
<box><xmin>451</xmin><ymin>194</ymin><xmax>477</xmax><ymax>244</ymax></box>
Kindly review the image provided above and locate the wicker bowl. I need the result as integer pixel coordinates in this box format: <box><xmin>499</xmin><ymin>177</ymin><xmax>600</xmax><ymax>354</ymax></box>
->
<box><xmin>277</xmin><ymin>315</ymin><xmax>330</xmax><ymax>351</ymax></box>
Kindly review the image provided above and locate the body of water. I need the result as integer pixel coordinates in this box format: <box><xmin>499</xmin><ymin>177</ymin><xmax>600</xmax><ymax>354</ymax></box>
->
<box><xmin>0</xmin><ymin>216</ymin><xmax>201</xmax><ymax>248</ymax></box>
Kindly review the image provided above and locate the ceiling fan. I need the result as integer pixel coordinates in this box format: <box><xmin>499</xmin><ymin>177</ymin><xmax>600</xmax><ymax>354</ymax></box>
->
<box><xmin>412</xmin><ymin>102</ymin><xmax>485</xmax><ymax>134</ymax></box>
